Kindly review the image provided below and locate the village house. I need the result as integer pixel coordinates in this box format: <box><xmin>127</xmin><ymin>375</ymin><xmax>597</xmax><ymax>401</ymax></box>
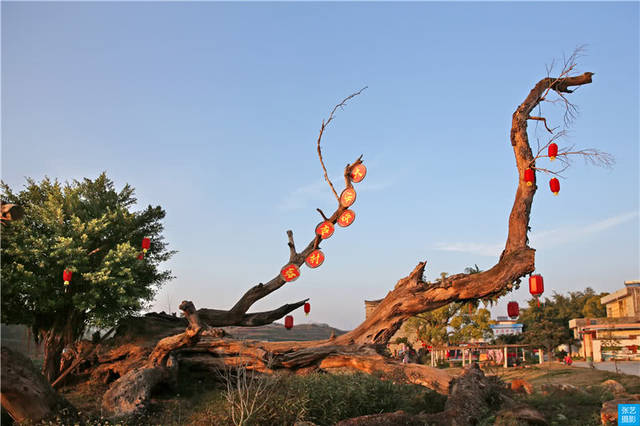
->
<box><xmin>569</xmin><ymin>280</ymin><xmax>640</xmax><ymax>362</ymax></box>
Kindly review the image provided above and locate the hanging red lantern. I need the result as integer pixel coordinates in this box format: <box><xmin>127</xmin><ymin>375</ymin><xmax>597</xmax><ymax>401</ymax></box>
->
<box><xmin>280</xmin><ymin>264</ymin><xmax>300</xmax><ymax>282</ymax></box>
<box><xmin>529</xmin><ymin>274</ymin><xmax>544</xmax><ymax>307</ymax></box>
<box><xmin>337</xmin><ymin>209</ymin><xmax>356</xmax><ymax>227</ymax></box>
<box><xmin>548</xmin><ymin>143</ymin><xmax>558</xmax><ymax>161</ymax></box>
<box><xmin>340</xmin><ymin>188</ymin><xmax>357</xmax><ymax>208</ymax></box>
<box><xmin>138</xmin><ymin>254</ymin><xmax>144</xmax><ymax>260</ymax></box>
<box><xmin>507</xmin><ymin>301</ymin><xmax>519</xmax><ymax>319</ymax></box>
<box><xmin>315</xmin><ymin>221</ymin><xmax>335</xmax><ymax>239</ymax></box>
<box><xmin>304</xmin><ymin>302</ymin><xmax>311</xmax><ymax>316</ymax></box>
<box><xmin>63</xmin><ymin>269</ymin><xmax>72</xmax><ymax>292</ymax></box>
<box><xmin>305</xmin><ymin>249</ymin><xmax>325</xmax><ymax>268</ymax></box>
<box><xmin>524</xmin><ymin>169</ymin><xmax>535</xmax><ymax>186</ymax></box>
<box><xmin>142</xmin><ymin>237</ymin><xmax>151</xmax><ymax>253</ymax></box>
<box><xmin>350</xmin><ymin>164</ymin><xmax>367</xmax><ymax>183</ymax></box>
<box><xmin>284</xmin><ymin>315</ymin><xmax>294</xmax><ymax>329</ymax></box>
<box><xmin>549</xmin><ymin>178</ymin><xmax>560</xmax><ymax>196</ymax></box>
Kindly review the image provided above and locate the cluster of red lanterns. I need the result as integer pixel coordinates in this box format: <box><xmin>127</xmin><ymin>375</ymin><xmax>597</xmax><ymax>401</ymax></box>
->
<box><xmin>282</xmin><ymin>162</ymin><xmax>366</xmax><ymax>329</ymax></box>
<box><xmin>523</xmin><ymin>143</ymin><xmax>561</xmax><ymax>196</ymax></box>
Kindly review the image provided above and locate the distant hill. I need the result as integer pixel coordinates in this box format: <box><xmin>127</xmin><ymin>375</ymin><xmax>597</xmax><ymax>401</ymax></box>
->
<box><xmin>222</xmin><ymin>322</ymin><xmax>348</xmax><ymax>342</ymax></box>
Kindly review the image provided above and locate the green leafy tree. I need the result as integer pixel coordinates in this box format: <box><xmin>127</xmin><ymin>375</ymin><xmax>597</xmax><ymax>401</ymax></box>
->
<box><xmin>519</xmin><ymin>288</ymin><xmax>608</xmax><ymax>358</ymax></box>
<box><xmin>1</xmin><ymin>174</ymin><xmax>174</xmax><ymax>381</ymax></box>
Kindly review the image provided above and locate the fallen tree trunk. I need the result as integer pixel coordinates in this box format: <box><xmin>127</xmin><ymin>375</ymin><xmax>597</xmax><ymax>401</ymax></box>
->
<box><xmin>92</xmin><ymin>69</ymin><xmax>596</xmax><ymax>418</ymax></box>
<box><xmin>0</xmin><ymin>346</ymin><xmax>76</xmax><ymax>423</ymax></box>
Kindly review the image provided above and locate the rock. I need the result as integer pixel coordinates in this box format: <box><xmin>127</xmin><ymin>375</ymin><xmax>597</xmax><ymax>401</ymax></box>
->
<box><xmin>495</xmin><ymin>404</ymin><xmax>547</xmax><ymax>425</ymax></box>
<box><xmin>601</xmin><ymin>379</ymin><xmax>625</xmax><ymax>395</ymax></box>
<box><xmin>601</xmin><ymin>395</ymin><xmax>640</xmax><ymax>425</ymax></box>
<box><xmin>511</xmin><ymin>379</ymin><xmax>534</xmax><ymax>394</ymax></box>
<box><xmin>539</xmin><ymin>383</ymin><xmax>584</xmax><ymax>395</ymax></box>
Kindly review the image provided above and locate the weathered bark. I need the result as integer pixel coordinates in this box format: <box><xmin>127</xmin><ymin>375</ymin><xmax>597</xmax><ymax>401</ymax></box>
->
<box><xmin>40</xmin><ymin>310</ymin><xmax>85</xmax><ymax>382</ymax></box>
<box><xmin>1</xmin><ymin>346</ymin><xmax>75</xmax><ymax>423</ymax></box>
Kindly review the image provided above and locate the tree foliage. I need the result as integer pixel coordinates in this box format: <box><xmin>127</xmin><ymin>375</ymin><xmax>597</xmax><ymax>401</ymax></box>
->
<box><xmin>518</xmin><ymin>287</ymin><xmax>608</xmax><ymax>355</ymax></box>
<box><xmin>1</xmin><ymin>173</ymin><xmax>174</xmax><ymax>378</ymax></box>
<box><xmin>404</xmin><ymin>302</ymin><xmax>494</xmax><ymax>346</ymax></box>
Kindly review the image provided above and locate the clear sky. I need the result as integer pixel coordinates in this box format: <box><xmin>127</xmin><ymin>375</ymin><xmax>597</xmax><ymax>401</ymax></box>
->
<box><xmin>2</xmin><ymin>2</ymin><xmax>638</xmax><ymax>330</ymax></box>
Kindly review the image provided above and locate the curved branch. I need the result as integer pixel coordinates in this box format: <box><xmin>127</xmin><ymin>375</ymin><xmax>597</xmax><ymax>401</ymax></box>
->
<box><xmin>333</xmin><ymin>71</ymin><xmax>594</xmax><ymax>346</ymax></box>
<box><xmin>317</xmin><ymin>87</ymin><xmax>367</xmax><ymax>201</ymax></box>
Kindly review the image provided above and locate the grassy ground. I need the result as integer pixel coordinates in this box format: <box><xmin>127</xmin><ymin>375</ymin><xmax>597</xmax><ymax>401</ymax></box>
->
<box><xmin>13</xmin><ymin>361</ymin><xmax>636</xmax><ymax>425</ymax></box>
<box><xmin>447</xmin><ymin>362</ymin><xmax>640</xmax><ymax>426</ymax></box>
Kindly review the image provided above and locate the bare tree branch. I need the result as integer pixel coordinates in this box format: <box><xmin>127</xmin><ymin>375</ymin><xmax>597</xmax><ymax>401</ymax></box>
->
<box><xmin>316</xmin><ymin>87</ymin><xmax>367</xmax><ymax>201</ymax></box>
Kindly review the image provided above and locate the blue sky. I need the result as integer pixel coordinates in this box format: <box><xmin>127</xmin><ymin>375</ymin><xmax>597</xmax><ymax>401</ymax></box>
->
<box><xmin>2</xmin><ymin>2</ymin><xmax>638</xmax><ymax>330</ymax></box>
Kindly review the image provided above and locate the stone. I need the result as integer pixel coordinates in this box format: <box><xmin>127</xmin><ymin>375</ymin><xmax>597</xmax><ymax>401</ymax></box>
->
<box><xmin>495</xmin><ymin>404</ymin><xmax>547</xmax><ymax>425</ymax></box>
<box><xmin>601</xmin><ymin>379</ymin><xmax>625</xmax><ymax>395</ymax></box>
<box><xmin>601</xmin><ymin>395</ymin><xmax>640</xmax><ymax>425</ymax></box>
<box><xmin>511</xmin><ymin>379</ymin><xmax>534</xmax><ymax>394</ymax></box>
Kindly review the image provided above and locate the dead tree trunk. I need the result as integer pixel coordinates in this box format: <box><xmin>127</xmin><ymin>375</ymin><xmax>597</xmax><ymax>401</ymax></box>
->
<box><xmin>97</xmin><ymin>71</ymin><xmax>598</xmax><ymax>417</ymax></box>
<box><xmin>1</xmin><ymin>346</ymin><xmax>75</xmax><ymax>423</ymax></box>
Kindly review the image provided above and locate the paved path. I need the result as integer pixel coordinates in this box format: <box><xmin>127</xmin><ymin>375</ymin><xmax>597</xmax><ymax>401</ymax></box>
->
<box><xmin>572</xmin><ymin>361</ymin><xmax>640</xmax><ymax>376</ymax></box>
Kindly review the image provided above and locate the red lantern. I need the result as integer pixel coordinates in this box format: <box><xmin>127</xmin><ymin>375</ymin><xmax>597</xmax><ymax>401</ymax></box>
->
<box><xmin>549</xmin><ymin>178</ymin><xmax>560</xmax><ymax>196</ymax></box>
<box><xmin>350</xmin><ymin>164</ymin><xmax>367</xmax><ymax>183</ymax></box>
<box><xmin>304</xmin><ymin>302</ymin><xmax>311</xmax><ymax>316</ymax></box>
<box><xmin>138</xmin><ymin>254</ymin><xmax>144</xmax><ymax>260</ymax></box>
<box><xmin>63</xmin><ymin>270</ymin><xmax>72</xmax><ymax>292</ymax></box>
<box><xmin>315</xmin><ymin>221</ymin><xmax>335</xmax><ymax>239</ymax></box>
<box><xmin>142</xmin><ymin>237</ymin><xmax>151</xmax><ymax>253</ymax></box>
<box><xmin>524</xmin><ymin>169</ymin><xmax>535</xmax><ymax>186</ymax></box>
<box><xmin>548</xmin><ymin>143</ymin><xmax>558</xmax><ymax>161</ymax></box>
<box><xmin>284</xmin><ymin>315</ymin><xmax>294</xmax><ymax>329</ymax></box>
<box><xmin>529</xmin><ymin>274</ymin><xmax>544</xmax><ymax>307</ymax></box>
<box><xmin>305</xmin><ymin>249</ymin><xmax>325</xmax><ymax>268</ymax></box>
<box><xmin>339</xmin><ymin>188</ymin><xmax>357</xmax><ymax>208</ymax></box>
<box><xmin>507</xmin><ymin>301</ymin><xmax>519</xmax><ymax>319</ymax></box>
<box><xmin>280</xmin><ymin>264</ymin><xmax>300</xmax><ymax>282</ymax></box>
<box><xmin>337</xmin><ymin>209</ymin><xmax>356</xmax><ymax>227</ymax></box>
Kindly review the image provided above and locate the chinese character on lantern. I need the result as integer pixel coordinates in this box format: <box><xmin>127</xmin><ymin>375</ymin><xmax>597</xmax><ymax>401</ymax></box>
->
<box><xmin>280</xmin><ymin>264</ymin><xmax>301</xmax><ymax>282</ymax></box>
<box><xmin>315</xmin><ymin>221</ymin><xmax>335</xmax><ymax>239</ymax></box>
<box><xmin>350</xmin><ymin>164</ymin><xmax>367</xmax><ymax>183</ymax></box>
<box><xmin>337</xmin><ymin>210</ymin><xmax>355</xmax><ymax>227</ymax></box>
<box><xmin>340</xmin><ymin>188</ymin><xmax>357</xmax><ymax>208</ymax></box>
<box><xmin>305</xmin><ymin>249</ymin><xmax>325</xmax><ymax>268</ymax></box>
